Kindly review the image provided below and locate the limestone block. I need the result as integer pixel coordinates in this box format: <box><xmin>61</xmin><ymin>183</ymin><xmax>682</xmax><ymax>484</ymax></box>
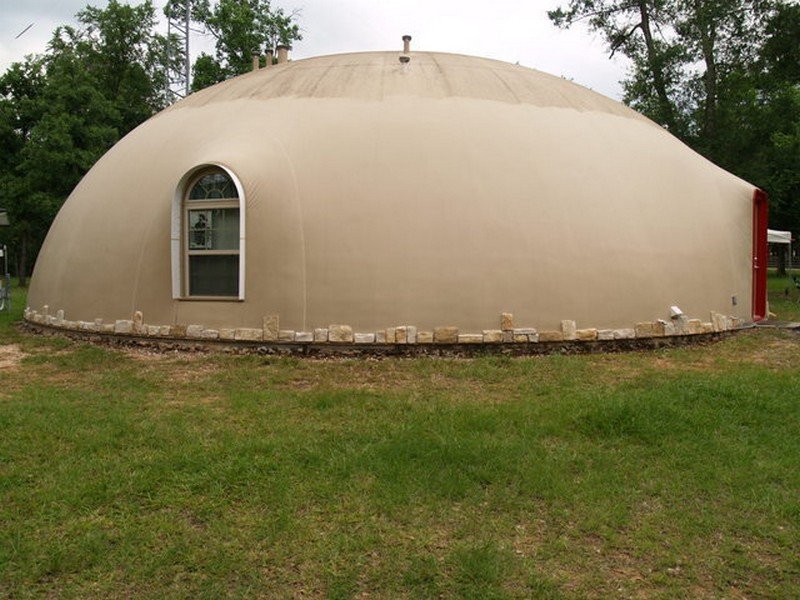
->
<box><xmin>56</xmin><ymin>309</ymin><xmax>65</xmax><ymax>321</ymax></box>
<box><xmin>375</xmin><ymin>330</ymin><xmax>387</xmax><ymax>343</ymax></box>
<box><xmin>33</xmin><ymin>313</ymin><xmax>45</xmax><ymax>324</ymax></box>
<box><xmin>701</xmin><ymin>322</ymin><xmax>714</xmax><ymax>334</ymax></box>
<box><xmin>711</xmin><ymin>312</ymin><xmax>727</xmax><ymax>332</ymax></box>
<box><xmin>417</xmin><ymin>331</ymin><xmax>433</xmax><ymax>344</ymax></box>
<box><xmin>458</xmin><ymin>334</ymin><xmax>483</xmax><ymax>344</ymax></box>
<box><xmin>46</xmin><ymin>316</ymin><xmax>56</xmax><ymax>325</ymax></box>
<box><xmin>576</xmin><ymin>328</ymin><xmax>598</xmax><ymax>341</ymax></box>
<box><xmin>133</xmin><ymin>311</ymin><xmax>145</xmax><ymax>333</ymax></box>
<box><xmin>527</xmin><ymin>333</ymin><xmax>539</xmax><ymax>343</ymax></box>
<box><xmin>64</xmin><ymin>320</ymin><xmax>78</xmax><ymax>330</ymax></box>
<box><xmin>635</xmin><ymin>322</ymin><xmax>658</xmax><ymax>338</ymax></box>
<box><xmin>234</xmin><ymin>327</ymin><xmax>263</xmax><ymax>341</ymax></box>
<box><xmin>406</xmin><ymin>326</ymin><xmax>417</xmax><ymax>344</ymax></box>
<box><xmin>539</xmin><ymin>330</ymin><xmax>563</xmax><ymax>342</ymax></box>
<box><xmin>597</xmin><ymin>329</ymin><xmax>614</xmax><ymax>341</ymax></box>
<box><xmin>24</xmin><ymin>307</ymin><xmax>31</xmax><ymax>319</ymax></box>
<box><xmin>115</xmin><ymin>320</ymin><xmax>134</xmax><ymax>334</ymax></box>
<box><xmin>186</xmin><ymin>324</ymin><xmax>205</xmax><ymax>338</ymax></box>
<box><xmin>501</xmin><ymin>312</ymin><xmax>514</xmax><ymax>331</ymax></box>
<box><xmin>295</xmin><ymin>331</ymin><xmax>313</xmax><ymax>343</ymax></box>
<box><xmin>561</xmin><ymin>320</ymin><xmax>577</xmax><ymax>341</ymax></box>
<box><xmin>513</xmin><ymin>334</ymin><xmax>528</xmax><ymax>343</ymax></box>
<box><xmin>170</xmin><ymin>324</ymin><xmax>187</xmax><ymax>337</ymax></box>
<box><xmin>146</xmin><ymin>325</ymin><xmax>161</xmax><ymax>336</ymax></box>
<box><xmin>687</xmin><ymin>319</ymin><xmax>704</xmax><ymax>334</ymax></box>
<box><xmin>395</xmin><ymin>326</ymin><xmax>408</xmax><ymax>344</ymax></box>
<box><xmin>673</xmin><ymin>315</ymin><xmax>690</xmax><ymax>335</ymax></box>
<box><xmin>219</xmin><ymin>328</ymin><xmax>235</xmax><ymax>340</ymax></box>
<box><xmin>354</xmin><ymin>333</ymin><xmax>375</xmax><ymax>344</ymax></box>
<box><xmin>159</xmin><ymin>325</ymin><xmax>172</xmax><ymax>337</ymax></box>
<box><xmin>729</xmin><ymin>316</ymin><xmax>742</xmax><ymax>330</ymax></box>
<box><xmin>613</xmin><ymin>328</ymin><xmax>636</xmax><ymax>339</ymax></box>
<box><xmin>42</xmin><ymin>305</ymin><xmax>49</xmax><ymax>317</ymax></box>
<box><xmin>263</xmin><ymin>315</ymin><xmax>279</xmax><ymax>341</ymax></box>
<box><xmin>503</xmin><ymin>331</ymin><xmax>514</xmax><ymax>343</ymax></box>
<box><xmin>662</xmin><ymin>321</ymin><xmax>676</xmax><ymax>336</ymax></box>
<box><xmin>385</xmin><ymin>327</ymin><xmax>397</xmax><ymax>344</ymax></box>
<box><xmin>328</xmin><ymin>324</ymin><xmax>354</xmax><ymax>343</ymax></box>
<box><xmin>279</xmin><ymin>330</ymin><xmax>295</xmax><ymax>342</ymax></box>
<box><xmin>513</xmin><ymin>328</ymin><xmax>537</xmax><ymax>335</ymax></box>
<box><xmin>313</xmin><ymin>328</ymin><xmax>329</xmax><ymax>342</ymax></box>
<box><xmin>78</xmin><ymin>321</ymin><xmax>94</xmax><ymax>332</ymax></box>
<box><xmin>433</xmin><ymin>326</ymin><xmax>459</xmax><ymax>343</ymax></box>
<box><xmin>482</xmin><ymin>330</ymin><xmax>503</xmax><ymax>343</ymax></box>
<box><xmin>200</xmin><ymin>329</ymin><xmax>219</xmax><ymax>340</ymax></box>
<box><xmin>102</xmin><ymin>324</ymin><xmax>115</xmax><ymax>333</ymax></box>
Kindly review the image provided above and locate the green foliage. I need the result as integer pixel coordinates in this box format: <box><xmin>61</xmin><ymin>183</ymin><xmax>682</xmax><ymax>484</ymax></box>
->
<box><xmin>0</xmin><ymin>1</ymin><xmax>175</xmax><ymax>283</ymax></box>
<box><xmin>165</xmin><ymin>0</ymin><xmax>302</xmax><ymax>92</ymax></box>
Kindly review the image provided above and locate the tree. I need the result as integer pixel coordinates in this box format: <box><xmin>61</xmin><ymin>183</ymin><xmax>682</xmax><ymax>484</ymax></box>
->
<box><xmin>0</xmin><ymin>1</ymin><xmax>176</xmax><ymax>284</ymax></box>
<box><xmin>548</xmin><ymin>0</ymin><xmax>800</xmax><ymax>235</ymax></box>
<box><xmin>549</xmin><ymin>0</ymin><xmax>685</xmax><ymax>134</ymax></box>
<box><xmin>164</xmin><ymin>0</ymin><xmax>301</xmax><ymax>92</ymax></box>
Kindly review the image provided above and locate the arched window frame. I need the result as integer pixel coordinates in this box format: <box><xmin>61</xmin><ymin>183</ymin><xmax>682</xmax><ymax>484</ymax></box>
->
<box><xmin>171</xmin><ymin>164</ymin><xmax>246</xmax><ymax>300</ymax></box>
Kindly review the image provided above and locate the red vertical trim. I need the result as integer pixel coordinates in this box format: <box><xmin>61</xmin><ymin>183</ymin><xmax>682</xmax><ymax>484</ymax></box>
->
<box><xmin>752</xmin><ymin>189</ymin><xmax>768</xmax><ymax>321</ymax></box>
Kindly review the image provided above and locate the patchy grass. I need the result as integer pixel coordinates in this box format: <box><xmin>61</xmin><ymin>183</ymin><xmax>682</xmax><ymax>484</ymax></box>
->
<box><xmin>1</xmin><ymin>290</ymin><xmax>799</xmax><ymax>598</ymax></box>
<box><xmin>768</xmin><ymin>268</ymin><xmax>800</xmax><ymax>321</ymax></box>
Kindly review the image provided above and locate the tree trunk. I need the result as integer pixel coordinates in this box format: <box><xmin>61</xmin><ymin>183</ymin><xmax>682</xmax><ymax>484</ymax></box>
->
<box><xmin>777</xmin><ymin>245</ymin><xmax>787</xmax><ymax>277</ymax></box>
<box><xmin>638</xmin><ymin>1</ymin><xmax>677</xmax><ymax>132</ymax></box>
<box><xmin>18</xmin><ymin>232</ymin><xmax>28</xmax><ymax>287</ymax></box>
<box><xmin>694</xmin><ymin>0</ymin><xmax>718</xmax><ymax>142</ymax></box>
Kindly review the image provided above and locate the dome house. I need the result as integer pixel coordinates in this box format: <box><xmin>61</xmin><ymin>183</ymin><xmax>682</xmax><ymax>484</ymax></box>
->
<box><xmin>25</xmin><ymin>39</ymin><xmax>768</xmax><ymax>347</ymax></box>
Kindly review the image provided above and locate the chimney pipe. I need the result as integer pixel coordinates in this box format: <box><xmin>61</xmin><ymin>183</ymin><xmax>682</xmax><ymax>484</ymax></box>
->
<box><xmin>402</xmin><ymin>35</ymin><xmax>412</xmax><ymax>54</ymax></box>
<box><xmin>265</xmin><ymin>47</ymin><xmax>274</xmax><ymax>67</ymax></box>
<box><xmin>276</xmin><ymin>44</ymin><xmax>291</xmax><ymax>64</ymax></box>
<box><xmin>252</xmin><ymin>50</ymin><xmax>261</xmax><ymax>72</ymax></box>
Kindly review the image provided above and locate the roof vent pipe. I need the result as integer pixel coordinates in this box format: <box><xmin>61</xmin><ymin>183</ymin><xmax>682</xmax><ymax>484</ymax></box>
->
<box><xmin>264</xmin><ymin>47</ymin><xmax>274</xmax><ymax>67</ymax></box>
<box><xmin>276</xmin><ymin>44</ymin><xmax>291</xmax><ymax>64</ymax></box>
<box><xmin>402</xmin><ymin>35</ymin><xmax>412</xmax><ymax>53</ymax></box>
<box><xmin>252</xmin><ymin>50</ymin><xmax>261</xmax><ymax>71</ymax></box>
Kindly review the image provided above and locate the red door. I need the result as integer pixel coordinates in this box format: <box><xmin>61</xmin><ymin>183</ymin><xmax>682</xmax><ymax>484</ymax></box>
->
<box><xmin>752</xmin><ymin>189</ymin><xmax>768</xmax><ymax>321</ymax></box>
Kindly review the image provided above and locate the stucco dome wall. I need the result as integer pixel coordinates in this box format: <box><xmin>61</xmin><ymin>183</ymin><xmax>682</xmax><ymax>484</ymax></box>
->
<box><xmin>28</xmin><ymin>52</ymin><xmax>755</xmax><ymax>333</ymax></box>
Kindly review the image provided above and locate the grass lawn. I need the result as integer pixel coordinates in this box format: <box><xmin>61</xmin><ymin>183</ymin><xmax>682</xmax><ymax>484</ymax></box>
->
<box><xmin>1</xmin><ymin>286</ymin><xmax>799</xmax><ymax>598</ymax></box>
<box><xmin>768</xmin><ymin>268</ymin><xmax>800</xmax><ymax>322</ymax></box>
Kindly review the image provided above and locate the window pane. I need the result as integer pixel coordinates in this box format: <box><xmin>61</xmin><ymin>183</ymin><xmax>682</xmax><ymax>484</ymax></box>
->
<box><xmin>189</xmin><ymin>255</ymin><xmax>239</xmax><ymax>296</ymax></box>
<box><xmin>188</xmin><ymin>172</ymin><xmax>238</xmax><ymax>200</ymax></box>
<box><xmin>188</xmin><ymin>208</ymin><xmax>239</xmax><ymax>250</ymax></box>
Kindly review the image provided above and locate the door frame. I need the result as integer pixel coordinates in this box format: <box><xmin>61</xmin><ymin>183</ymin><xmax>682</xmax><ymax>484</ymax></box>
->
<box><xmin>752</xmin><ymin>189</ymin><xmax>768</xmax><ymax>321</ymax></box>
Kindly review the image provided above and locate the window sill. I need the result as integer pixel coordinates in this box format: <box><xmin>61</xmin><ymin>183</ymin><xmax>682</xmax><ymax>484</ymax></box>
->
<box><xmin>176</xmin><ymin>296</ymin><xmax>244</xmax><ymax>302</ymax></box>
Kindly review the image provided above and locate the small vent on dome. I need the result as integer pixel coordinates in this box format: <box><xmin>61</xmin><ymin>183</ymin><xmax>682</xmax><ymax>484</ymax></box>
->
<box><xmin>399</xmin><ymin>55</ymin><xmax>410</xmax><ymax>64</ymax></box>
<box><xmin>276</xmin><ymin>44</ymin><xmax>291</xmax><ymax>64</ymax></box>
<box><xmin>402</xmin><ymin>35</ymin><xmax>412</xmax><ymax>53</ymax></box>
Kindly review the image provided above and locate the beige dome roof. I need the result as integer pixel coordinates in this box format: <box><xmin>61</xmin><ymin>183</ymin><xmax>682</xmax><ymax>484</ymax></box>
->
<box><xmin>28</xmin><ymin>51</ymin><xmax>757</xmax><ymax>337</ymax></box>
<box><xmin>169</xmin><ymin>51</ymin><xmax>651</xmax><ymax>120</ymax></box>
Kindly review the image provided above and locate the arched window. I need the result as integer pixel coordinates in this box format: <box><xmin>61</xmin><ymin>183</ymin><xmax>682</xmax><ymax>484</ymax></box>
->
<box><xmin>183</xmin><ymin>168</ymin><xmax>241</xmax><ymax>297</ymax></box>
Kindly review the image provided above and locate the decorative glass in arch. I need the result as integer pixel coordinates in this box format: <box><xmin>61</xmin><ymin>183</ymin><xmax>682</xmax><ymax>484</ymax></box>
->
<box><xmin>188</xmin><ymin>172</ymin><xmax>239</xmax><ymax>200</ymax></box>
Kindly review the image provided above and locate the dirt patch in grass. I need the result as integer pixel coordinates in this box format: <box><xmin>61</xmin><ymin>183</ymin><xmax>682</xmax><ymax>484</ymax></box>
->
<box><xmin>0</xmin><ymin>344</ymin><xmax>25</xmax><ymax>370</ymax></box>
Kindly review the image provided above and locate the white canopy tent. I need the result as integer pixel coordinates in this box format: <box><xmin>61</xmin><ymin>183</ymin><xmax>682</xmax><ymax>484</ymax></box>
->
<box><xmin>768</xmin><ymin>229</ymin><xmax>792</xmax><ymax>244</ymax></box>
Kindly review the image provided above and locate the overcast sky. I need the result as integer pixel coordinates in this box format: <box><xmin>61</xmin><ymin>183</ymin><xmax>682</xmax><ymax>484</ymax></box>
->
<box><xmin>0</xmin><ymin>0</ymin><xmax>630</xmax><ymax>99</ymax></box>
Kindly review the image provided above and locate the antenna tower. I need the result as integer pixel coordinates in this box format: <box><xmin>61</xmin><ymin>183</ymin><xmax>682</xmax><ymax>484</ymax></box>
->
<box><xmin>166</xmin><ymin>0</ymin><xmax>192</xmax><ymax>101</ymax></box>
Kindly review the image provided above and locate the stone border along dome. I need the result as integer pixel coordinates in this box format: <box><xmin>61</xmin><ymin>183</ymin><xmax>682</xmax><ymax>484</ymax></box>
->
<box><xmin>24</xmin><ymin>43</ymin><xmax>767</xmax><ymax>352</ymax></box>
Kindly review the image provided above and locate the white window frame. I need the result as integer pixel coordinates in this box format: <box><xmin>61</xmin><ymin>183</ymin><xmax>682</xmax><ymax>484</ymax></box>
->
<box><xmin>171</xmin><ymin>164</ymin><xmax>246</xmax><ymax>300</ymax></box>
